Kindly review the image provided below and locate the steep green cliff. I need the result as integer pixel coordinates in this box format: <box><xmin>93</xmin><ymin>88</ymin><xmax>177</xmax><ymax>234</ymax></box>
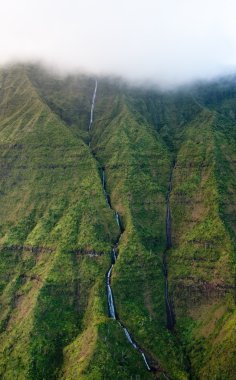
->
<box><xmin>0</xmin><ymin>64</ymin><xmax>235</xmax><ymax>379</ymax></box>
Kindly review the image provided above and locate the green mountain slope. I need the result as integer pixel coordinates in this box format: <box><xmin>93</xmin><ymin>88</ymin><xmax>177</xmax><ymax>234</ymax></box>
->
<box><xmin>168</xmin><ymin>109</ymin><xmax>235</xmax><ymax>379</ymax></box>
<box><xmin>0</xmin><ymin>65</ymin><xmax>118</xmax><ymax>379</ymax></box>
<box><xmin>0</xmin><ymin>64</ymin><xmax>235</xmax><ymax>379</ymax></box>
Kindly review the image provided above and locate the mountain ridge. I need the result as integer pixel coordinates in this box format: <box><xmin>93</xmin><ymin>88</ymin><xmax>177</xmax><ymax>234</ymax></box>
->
<box><xmin>0</xmin><ymin>63</ymin><xmax>235</xmax><ymax>379</ymax></box>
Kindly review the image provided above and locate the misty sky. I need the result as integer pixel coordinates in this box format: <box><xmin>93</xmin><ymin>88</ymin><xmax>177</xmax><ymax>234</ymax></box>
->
<box><xmin>1</xmin><ymin>0</ymin><xmax>236</xmax><ymax>86</ymax></box>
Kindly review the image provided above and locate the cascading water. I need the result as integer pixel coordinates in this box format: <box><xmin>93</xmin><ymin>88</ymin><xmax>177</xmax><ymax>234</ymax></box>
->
<box><xmin>107</xmin><ymin>265</ymin><xmax>116</xmax><ymax>319</ymax></box>
<box><xmin>102</xmin><ymin>168</ymin><xmax>151</xmax><ymax>371</ymax></box>
<box><xmin>88</xmin><ymin>79</ymin><xmax>151</xmax><ymax>372</ymax></box>
<box><xmin>88</xmin><ymin>79</ymin><xmax>97</xmax><ymax>131</ymax></box>
<box><xmin>112</xmin><ymin>248</ymin><xmax>117</xmax><ymax>263</ymax></box>
<box><xmin>115</xmin><ymin>211</ymin><xmax>121</xmax><ymax>229</ymax></box>
<box><xmin>122</xmin><ymin>326</ymin><xmax>138</xmax><ymax>349</ymax></box>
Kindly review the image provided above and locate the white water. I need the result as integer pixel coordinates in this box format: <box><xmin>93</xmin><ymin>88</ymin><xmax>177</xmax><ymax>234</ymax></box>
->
<box><xmin>122</xmin><ymin>318</ymin><xmax>151</xmax><ymax>371</ymax></box>
<box><xmin>107</xmin><ymin>265</ymin><xmax>116</xmax><ymax>319</ymax></box>
<box><xmin>88</xmin><ymin>79</ymin><xmax>98</xmax><ymax>131</ymax></box>
<box><xmin>111</xmin><ymin>211</ymin><xmax>151</xmax><ymax>371</ymax></box>
<box><xmin>115</xmin><ymin>212</ymin><xmax>121</xmax><ymax>229</ymax></box>
<box><xmin>88</xmin><ymin>80</ymin><xmax>151</xmax><ymax>373</ymax></box>
<box><xmin>112</xmin><ymin>248</ymin><xmax>117</xmax><ymax>262</ymax></box>
<box><xmin>141</xmin><ymin>352</ymin><xmax>151</xmax><ymax>371</ymax></box>
<box><xmin>123</xmin><ymin>327</ymin><xmax>137</xmax><ymax>349</ymax></box>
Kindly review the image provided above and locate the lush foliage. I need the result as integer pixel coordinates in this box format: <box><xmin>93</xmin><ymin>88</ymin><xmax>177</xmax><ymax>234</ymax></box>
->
<box><xmin>0</xmin><ymin>64</ymin><xmax>235</xmax><ymax>379</ymax></box>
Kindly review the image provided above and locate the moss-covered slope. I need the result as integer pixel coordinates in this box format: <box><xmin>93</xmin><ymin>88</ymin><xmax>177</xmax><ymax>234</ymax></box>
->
<box><xmin>0</xmin><ymin>65</ymin><xmax>118</xmax><ymax>379</ymax></box>
<box><xmin>0</xmin><ymin>64</ymin><xmax>235</xmax><ymax>379</ymax></box>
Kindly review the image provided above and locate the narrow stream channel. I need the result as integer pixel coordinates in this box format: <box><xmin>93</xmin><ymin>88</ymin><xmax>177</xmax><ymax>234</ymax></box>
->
<box><xmin>88</xmin><ymin>80</ymin><xmax>151</xmax><ymax>372</ymax></box>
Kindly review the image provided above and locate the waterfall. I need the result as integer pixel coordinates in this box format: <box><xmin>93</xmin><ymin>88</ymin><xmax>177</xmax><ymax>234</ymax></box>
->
<box><xmin>123</xmin><ymin>327</ymin><xmax>138</xmax><ymax>349</ymax></box>
<box><xmin>120</xmin><ymin>322</ymin><xmax>151</xmax><ymax>370</ymax></box>
<box><xmin>115</xmin><ymin>211</ymin><xmax>121</xmax><ymax>229</ymax></box>
<box><xmin>107</xmin><ymin>265</ymin><xmax>116</xmax><ymax>319</ymax></box>
<box><xmin>110</xmin><ymin>210</ymin><xmax>151</xmax><ymax>371</ymax></box>
<box><xmin>141</xmin><ymin>352</ymin><xmax>151</xmax><ymax>371</ymax></box>
<box><xmin>112</xmin><ymin>248</ymin><xmax>117</xmax><ymax>263</ymax></box>
<box><xmin>88</xmin><ymin>79</ymin><xmax>98</xmax><ymax>131</ymax></box>
<box><xmin>87</xmin><ymin>79</ymin><xmax>152</xmax><ymax>372</ymax></box>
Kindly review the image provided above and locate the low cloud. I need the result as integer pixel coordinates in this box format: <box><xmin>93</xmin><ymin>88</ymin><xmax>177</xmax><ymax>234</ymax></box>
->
<box><xmin>1</xmin><ymin>0</ymin><xmax>236</xmax><ymax>86</ymax></box>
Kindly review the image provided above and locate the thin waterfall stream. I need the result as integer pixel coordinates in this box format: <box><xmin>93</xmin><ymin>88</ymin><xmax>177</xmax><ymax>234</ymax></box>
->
<box><xmin>103</xmin><ymin>169</ymin><xmax>151</xmax><ymax>371</ymax></box>
<box><xmin>87</xmin><ymin>80</ymin><xmax>151</xmax><ymax>372</ymax></box>
<box><xmin>88</xmin><ymin>79</ymin><xmax>97</xmax><ymax>132</ymax></box>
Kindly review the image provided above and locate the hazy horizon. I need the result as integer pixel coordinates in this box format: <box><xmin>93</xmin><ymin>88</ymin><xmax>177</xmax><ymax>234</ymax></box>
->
<box><xmin>1</xmin><ymin>0</ymin><xmax>236</xmax><ymax>87</ymax></box>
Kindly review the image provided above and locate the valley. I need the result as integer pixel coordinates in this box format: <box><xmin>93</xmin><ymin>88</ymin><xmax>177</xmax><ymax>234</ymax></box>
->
<box><xmin>0</xmin><ymin>64</ymin><xmax>235</xmax><ymax>379</ymax></box>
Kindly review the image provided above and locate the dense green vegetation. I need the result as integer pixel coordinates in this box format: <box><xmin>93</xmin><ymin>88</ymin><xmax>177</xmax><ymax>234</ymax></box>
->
<box><xmin>0</xmin><ymin>64</ymin><xmax>235</xmax><ymax>379</ymax></box>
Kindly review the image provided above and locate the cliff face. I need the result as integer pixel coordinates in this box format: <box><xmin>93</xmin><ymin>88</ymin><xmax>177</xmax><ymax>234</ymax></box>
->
<box><xmin>0</xmin><ymin>64</ymin><xmax>235</xmax><ymax>379</ymax></box>
<box><xmin>168</xmin><ymin>110</ymin><xmax>235</xmax><ymax>379</ymax></box>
